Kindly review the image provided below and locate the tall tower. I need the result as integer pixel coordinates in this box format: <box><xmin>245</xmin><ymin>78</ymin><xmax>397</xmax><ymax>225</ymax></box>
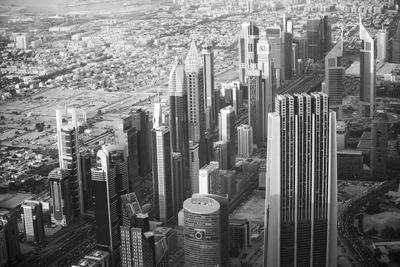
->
<box><xmin>237</xmin><ymin>124</ymin><xmax>253</xmax><ymax>158</ymax></box>
<box><xmin>115</xmin><ymin>115</ymin><xmax>139</xmax><ymax>193</ymax></box>
<box><xmin>218</xmin><ymin>105</ymin><xmax>236</xmax><ymax>169</ymax></box>
<box><xmin>131</xmin><ymin>109</ymin><xmax>152</xmax><ymax>177</ymax></box>
<box><xmin>306</xmin><ymin>18</ymin><xmax>323</xmax><ymax>61</ymax></box>
<box><xmin>377</xmin><ymin>28</ymin><xmax>388</xmax><ymax>63</ymax></box>
<box><xmin>56</xmin><ymin>108</ymin><xmax>82</xmax><ymax>215</ymax></box>
<box><xmin>185</xmin><ymin>40</ymin><xmax>206</xmax><ymax>166</ymax></box>
<box><xmin>49</xmin><ymin>168</ymin><xmax>72</xmax><ymax>226</ymax></box>
<box><xmin>91</xmin><ymin>149</ymin><xmax>120</xmax><ymax>265</ymax></box>
<box><xmin>0</xmin><ymin>210</ymin><xmax>20</xmax><ymax>265</ymax></box>
<box><xmin>183</xmin><ymin>196</ymin><xmax>221</xmax><ymax>267</ymax></box>
<box><xmin>266</xmin><ymin>27</ymin><xmax>284</xmax><ymax>83</ymax></box>
<box><xmin>198</xmin><ymin>162</ymin><xmax>220</xmax><ymax>195</ymax></box>
<box><xmin>359</xmin><ymin>18</ymin><xmax>376</xmax><ymax>118</ymax></box>
<box><xmin>22</xmin><ymin>201</ymin><xmax>45</xmax><ymax>244</ymax></box>
<box><xmin>172</xmin><ymin>152</ymin><xmax>185</xmax><ymax>215</ymax></box>
<box><xmin>392</xmin><ymin>23</ymin><xmax>400</xmax><ymax>63</ymax></box>
<box><xmin>169</xmin><ymin>59</ymin><xmax>190</xmax><ymax>198</ymax></box>
<box><xmin>258</xmin><ymin>29</ymin><xmax>274</xmax><ymax>140</ymax></box>
<box><xmin>247</xmin><ymin>68</ymin><xmax>263</xmax><ymax>146</ymax></box>
<box><xmin>324</xmin><ymin>38</ymin><xmax>344</xmax><ymax>119</ymax></box>
<box><xmin>238</xmin><ymin>22</ymin><xmax>260</xmax><ymax>84</ymax></box>
<box><xmin>283</xmin><ymin>31</ymin><xmax>293</xmax><ymax>81</ymax></box>
<box><xmin>202</xmin><ymin>42</ymin><xmax>216</xmax><ymax>130</ymax></box>
<box><xmin>189</xmin><ymin>141</ymin><xmax>200</xmax><ymax>194</ymax></box>
<box><xmin>264</xmin><ymin>92</ymin><xmax>337</xmax><ymax>267</ymax></box>
<box><xmin>152</xmin><ymin>125</ymin><xmax>173</xmax><ymax>223</ymax></box>
<box><xmin>371</xmin><ymin>110</ymin><xmax>388</xmax><ymax>178</ymax></box>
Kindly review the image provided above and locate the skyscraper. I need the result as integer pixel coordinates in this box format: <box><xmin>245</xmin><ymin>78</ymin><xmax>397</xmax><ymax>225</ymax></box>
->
<box><xmin>218</xmin><ymin>105</ymin><xmax>236</xmax><ymax>169</ymax></box>
<box><xmin>306</xmin><ymin>18</ymin><xmax>323</xmax><ymax>61</ymax></box>
<box><xmin>79</xmin><ymin>151</ymin><xmax>93</xmax><ymax>212</ymax></box>
<box><xmin>247</xmin><ymin>68</ymin><xmax>263</xmax><ymax>146</ymax></box>
<box><xmin>169</xmin><ymin>59</ymin><xmax>190</xmax><ymax>198</ymax></box>
<box><xmin>0</xmin><ymin>210</ymin><xmax>20</xmax><ymax>265</ymax></box>
<box><xmin>189</xmin><ymin>142</ymin><xmax>200</xmax><ymax>194</ymax></box>
<box><xmin>198</xmin><ymin>162</ymin><xmax>220</xmax><ymax>195</ymax></box>
<box><xmin>172</xmin><ymin>152</ymin><xmax>184</xmax><ymax>215</ymax></box>
<box><xmin>91</xmin><ymin>149</ymin><xmax>120</xmax><ymax>265</ymax></box>
<box><xmin>121</xmin><ymin>192</ymin><xmax>142</xmax><ymax>227</ymax></box>
<box><xmin>49</xmin><ymin>168</ymin><xmax>72</xmax><ymax>226</ymax></box>
<box><xmin>115</xmin><ymin>115</ymin><xmax>139</xmax><ymax>193</ymax></box>
<box><xmin>266</xmin><ymin>27</ymin><xmax>284</xmax><ymax>82</ymax></box>
<box><xmin>392</xmin><ymin>24</ymin><xmax>400</xmax><ymax>63</ymax></box>
<box><xmin>292</xmin><ymin>43</ymin><xmax>299</xmax><ymax>76</ymax></box>
<box><xmin>213</xmin><ymin>141</ymin><xmax>229</xmax><ymax>170</ymax></box>
<box><xmin>283</xmin><ymin>31</ymin><xmax>293</xmax><ymax>81</ymax></box>
<box><xmin>264</xmin><ymin>92</ymin><xmax>337</xmax><ymax>267</ymax></box>
<box><xmin>22</xmin><ymin>201</ymin><xmax>45</xmax><ymax>244</ymax></box>
<box><xmin>238</xmin><ymin>22</ymin><xmax>259</xmax><ymax>84</ymax></box>
<box><xmin>202</xmin><ymin>42</ymin><xmax>216</xmax><ymax>130</ymax></box>
<box><xmin>131</xmin><ymin>109</ymin><xmax>152</xmax><ymax>177</ymax></box>
<box><xmin>0</xmin><ymin>225</ymin><xmax>7</xmax><ymax>267</ymax></box>
<box><xmin>324</xmin><ymin>38</ymin><xmax>344</xmax><ymax>119</ymax></box>
<box><xmin>185</xmin><ymin>40</ymin><xmax>206</xmax><ymax>166</ymax></box>
<box><xmin>377</xmin><ymin>28</ymin><xmax>388</xmax><ymax>63</ymax></box>
<box><xmin>360</xmin><ymin>18</ymin><xmax>376</xmax><ymax>118</ymax></box>
<box><xmin>237</xmin><ymin>124</ymin><xmax>253</xmax><ymax>158</ymax></box>
<box><xmin>183</xmin><ymin>196</ymin><xmax>221</xmax><ymax>267</ymax></box>
<box><xmin>152</xmin><ymin>126</ymin><xmax>173</xmax><ymax>223</ymax></box>
<box><xmin>56</xmin><ymin>108</ymin><xmax>82</xmax><ymax>215</ymax></box>
<box><xmin>371</xmin><ymin>110</ymin><xmax>388</xmax><ymax>178</ymax></box>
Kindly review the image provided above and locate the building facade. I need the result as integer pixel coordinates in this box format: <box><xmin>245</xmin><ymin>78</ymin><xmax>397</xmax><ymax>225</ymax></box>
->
<box><xmin>49</xmin><ymin>168</ymin><xmax>72</xmax><ymax>226</ymax></box>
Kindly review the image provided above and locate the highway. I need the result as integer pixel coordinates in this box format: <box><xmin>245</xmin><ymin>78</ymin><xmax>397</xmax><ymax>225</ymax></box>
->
<box><xmin>338</xmin><ymin>179</ymin><xmax>399</xmax><ymax>267</ymax></box>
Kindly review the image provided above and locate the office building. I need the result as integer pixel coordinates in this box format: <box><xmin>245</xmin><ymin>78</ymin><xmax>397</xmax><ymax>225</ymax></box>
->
<box><xmin>306</xmin><ymin>18</ymin><xmax>322</xmax><ymax>61</ymax></box>
<box><xmin>121</xmin><ymin>192</ymin><xmax>142</xmax><ymax>227</ymax></box>
<box><xmin>84</xmin><ymin>250</ymin><xmax>110</xmax><ymax>267</ymax></box>
<box><xmin>266</xmin><ymin>27</ymin><xmax>284</xmax><ymax>82</ymax></box>
<box><xmin>115</xmin><ymin>115</ymin><xmax>139</xmax><ymax>193</ymax></box>
<box><xmin>15</xmin><ymin>35</ymin><xmax>27</xmax><ymax>50</ymax></box>
<box><xmin>185</xmin><ymin>40</ymin><xmax>206</xmax><ymax>166</ymax></box>
<box><xmin>22</xmin><ymin>201</ymin><xmax>45</xmax><ymax>244</ymax></box>
<box><xmin>238</xmin><ymin>22</ymin><xmax>259</xmax><ymax>84</ymax></box>
<box><xmin>202</xmin><ymin>42</ymin><xmax>216</xmax><ymax>130</ymax></box>
<box><xmin>189</xmin><ymin>142</ymin><xmax>200</xmax><ymax>194</ymax></box>
<box><xmin>131</xmin><ymin>109</ymin><xmax>152</xmax><ymax>177</ymax></box>
<box><xmin>49</xmin><ymin>168</ymin><xmax>72</xmax><ymax>226</ymax></box>
<box><xmin>264</xmin><ymin>92</ymin><xmax>337</xmax><ymax>267</ymax></box>
<box><xmin>152</xmin><ymin>126</ymin><xmax>173</xmax><ymax>223</ymax></box>
<box><xmin>371</xmin><ymin>110</ymin><xmax>389</xmax><ymax>178</ymax></box>
<box><xmin>219</xmin><ymin>105</ymin><xmax>236</xmax><ymax>168</ymax></box>
<box><xmin>56</xmin><ymin>108</ymin><xmax>82</xmax><ymax>215</ymax></box>
<box><xmin>324</xmin><ymin>38</ymin><xmax>344</xmax><ymax>119</ymax></box>
<box><xmin>199</xmin><ymin>162</ymin><xmax>220</xmax><ymax>195</ymax></box>
<box><xmin>169</xmin><ymin>59</ymin><xmax>190</xmax><ymax>198</ymax></box>
<box><xmin>247</xmin><ymin>68</ymin><xmax>263</xmax><ymax>146</ymax></box>
<box><xmin>360</xmin><ymin>18</ymin><xmax>376</xmax><ymax>118</ymax></box>
<box><xmin>172</xmin><ymin>152</ymin><xmax>184</xmax><ymax>215</ymax></box>
<box><xmin>292</xmin><ymin>43</ymin><xmax>299</xmax><ymax>75</ymax></box>
<box><xmin>79</xmin><ymin>151</ymin><xmax>93</xmax><ymax>212</ymax></box>
<box><xmin>237</xmin><ymin>124</ymin><xmax>253</xmax><ymax>158</ymax></box>
<box><xmin>221</xmin><ymin>81</ymin><xmax>243</xmax><ymax>115</ymax></box>
<box><xmin>183</xmin><ymin>196</ymin><xmax>221</xmax><ymax>267</ymax></box>
<box><xmin>283</xmin><ymin>32</ymin><xmax>293</xmax><ymax>81</ymax></box>
<box><xmin>337</xmin><ymin>121</ymin><xmax>349</xmax><ymax>150</ymax></box>
<box><xmin>213</xmin><ymin>141</ymin><xmax>229</xmax><ymax>170</ymax></box>
<box><xmin>392</xmin><ymin>24</ymin><xmax>400</xmax><ymax>63</ymax></box>
<box><xmin>0</xmin><ymin>225</ymin><xmax>7</xmax><ymax>267</ymax></box>
<box><xmin>258</xmin><ymin>29</ymin><xmax>274</xmax><ymax>139</ymax></box>
<box><xmin>377</xmin><ymin>28</ymin><xmax>388</xmax><ymax>63</ymax></box>
<box><xmin>91</xmin><ymin>149</ymin><xmax>120</xmax><ymax>265</ymax></box>
<box><xmin>0</xmin><ymin>210</ymin><xmax>20</xmax><ymax>265</ymax></box>
<box><xmin>229</xmin><ymin>219</ymin><xmax>250</xmax><ymax>250</ymax></box>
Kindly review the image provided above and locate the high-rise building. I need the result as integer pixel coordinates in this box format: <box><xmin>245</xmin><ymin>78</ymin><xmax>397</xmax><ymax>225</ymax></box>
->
<box><xmin>193</xmin><ymin>193</ymin><xmax>229</xmax><ymax>266</ymax></box>
<box><xmin>169</xmin><ymin>59</ymin><xmax>190</xmax><ymax>198</ymax></box>
<box><xmin>292</xmin><ymin>43</ymin><xmax>299</xmax><ymax>76</ymax></box>
<box><xmin>152</xmin><ymin>126</ymin><xmax>173</xmax><ymax>223</ymax></box>
<box><xmin>238</xmin><ymin>22</ymin><xmax>259</xmax><ymax>84</ymax></box>
<box><xmin>189</xmin><ymin>142</ymin><xmax>200</xmax><ymax>194</ymax></box>
<box><xmin>360</xmin><ymin>18</ymin><xmax>376</xmax><ymax>118</ymax></box>
<box><xmin>115</xmin><ymin>115</ymin><xmax>139</xmax><ymax>193</ymax></box>
<box><xmin>213</xmin><ymin>141</ymin><xmax>229</xmax><ymax>170</ymax></box>
<box><xmin>258</xmin><ymin>29</ymin><xmax>274</xmax><ymax>140</ymax></box>
<box><xmin>219</xmin><ymin>106</ymin><xmax>236</xmax><ymax>168</ymax></box>
<box><xmin>22</xmin><ymin>201</ymin><xmax>45</xmax><ymax>244</ymax></box>
<box><xmin>121</xmin><ymin>192</ymin><xmax>142</xmax><ymax>227</ymax></box>
<box><xmin>183</xmin><ymin>196</ymin><xmax>221</xmax><ymax>267</ymax></box>
<box><xmin>229</xmin><ymin>219</ymin><xmax>250</xmax><ymax>250</ymax></box>
<box><xmin>392</xmin><ymin>24</ymin><xmax>400</xmax><ymax>63</ymax></box>
<box><xmin>79</xmin><ymin>151</ymin><xmax>93</xmax><ymax>212</ymax></box>
<box><xmin>15</xmin><ymin>35</ymin><xmax>27</xmax><ymax>50</ymax></box>
<box><xmin>84</xmin><ymin>250</ymin><xmax>110</xmax><ymax>266</ymax></box>
<box><xmin>172</xmin><ymin>152</ymin><xmax>184</xmax><ymax>215</ymax></box>
<box><xmin>0</xmin><ymin>209</ymin><xmax>20</xmax><ymax>265</ymax></box>
<box><xmin>49</xmin><ymin>168</ymin><xmax>72</xmax><ymax>226</ymax></box>
<box><xmin>237</xmin><ymin>124</ymin><xmax>253</xmax><ymax>158</ymax></box>
<box><xmin>0</xmin><ymin>225</ymin><xmax>7</xmax><ymax>267</ymax></box>
<box><xmin>185</xmin><ymin>40</ymin><xmax>206</xmax><ymax>166</ymax></box>
<box><xmin>131</xmin><ymin>109</ymin><xmax>152</xmax><ymax>177</ymax></box>
<box><xmin>266</xmin><ymin>27</ymin><xmax>284</xmax><ymax>82</ymax></box>
<box><xmin>306</xmin><ymin>18</ymin><xmax>323</xmax><ymax>61</ymax></box>
<box><xmin>371</xmin><ymin>110</ymin><xmax>388</xmax><ymax>178</ymax></box>
<box><xmin>56</xmin><ymin>108</ymin><xmax>82</xmax><ymax>215</ymax></box>
<box><xmin>247</xmin><ymin>68</ymin><xmax>263</xmax><ymax>146</ymax></box>
<box><xmin>264</xmin><ymin>92</ymin><xmax>337</xmax><ymax>267</ymax></box>
<box><xmin>324</xmin><ymin>38</ymin><xmax>344</xmax><ymax>119</ymax></box>
<box><xmin>377</xmin><ymin>28</ymin><xmax>388</xmax><ymax>63</ymax></box>
<box><xmin>199</xmin><ymin>162</ymin><xmax>220</xmax><ymax>195</ymax></box>
<box><xmin>221</xmin><ymin>81</ymin><xmax>243</xmax><ymax>115</ymax></box>
<box><xmin>91</xmin><ymin>149</ymin><xmax>120</xmax><ymax>265</ymax></box>
<box><xmin>283</xmin><ymin>32</ymin><xmax>293</xmax><ymax>81</ymax></box>
<box><xmin>322</xmin><ymin>15</ymin><xmax>331</xmax><ymax>54</ymax></box>
<box><xmin>202</xmin><ymin>42</ymin><xmax>216</xmax><ymax>130</ymax></box>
